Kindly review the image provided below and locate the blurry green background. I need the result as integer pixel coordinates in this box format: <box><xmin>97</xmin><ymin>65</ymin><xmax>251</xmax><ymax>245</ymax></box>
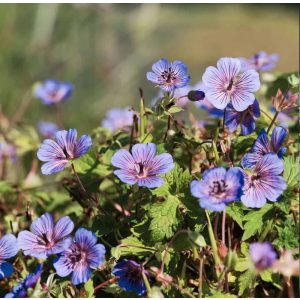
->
<box><xmin>0</xmin><ymin>4</ymin><xmax>298</xmax><ymax>132</ymax></box>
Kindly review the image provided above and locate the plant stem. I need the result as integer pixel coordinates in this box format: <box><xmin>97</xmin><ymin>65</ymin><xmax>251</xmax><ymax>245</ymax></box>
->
<box><xmin>198</xmin><ymin>257</ymin><xmax>204</xmax><ymax>298</ymax></box>
<box><xmin>222</xmin><ymin>208</ymin><xmax>226</xmax><ymax>246</ymax></box>
<box><xmin>94</xmin><ymin>277</ymin><xmax>117</xmax><ymax>291</ymax></box>
<box><xmin>205</xmin><ymin>210</ymin><xmax>221</xmax><ymax>267</ymax></box>
<box><xmin>212</xmin><ymin>127</ymin><xmax>220</xmax><ymax>163</ymax></box>
<box><xmin>142</xmin><ymin>271</ymin><xmax>152</xmax><ymax>296</ymax></box>
<box><xmin>71</xmin><ymin>162</ymin><xmax>86</xmax><ymax>192</ymax></box>
<box><xmin>139</xmin><ymin>88</ymin><xmax>145</xmax><ymax>138</ymax></box>
<box><xmin>222</xmin><ymin>107</ymin><xmax>226</xmax><ymax>132</ymax></box>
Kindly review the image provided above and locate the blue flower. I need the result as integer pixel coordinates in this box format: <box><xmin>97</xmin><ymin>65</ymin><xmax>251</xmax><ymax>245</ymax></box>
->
<box><xmin>202</xmin><ymin>57</ymin><xmax>260</xmax><ymax>111</ymax></box>
<box><xmin>240</xmin><ymin>153</ymin><xmax>286</xmax><ymax>208</ymax></box>
<box><xmin>241</xmin><ymin>126</ymin><xmax>287</xmax><ymax>169</ymax></box>
<box><xmin>249</xmin><ymin>242</ymin><xmax>277</xmax><ymax>271</ymax></box>
<box><xmin>5</xmin><ymin>264</ymin><xmax>43</xmax><ymax>298</ymax></box>
<box><xmin>240</xmin><ymin>51</ymin><xmax>278</xmax><ymax>72</ymax></box>
<box><xmin>101</xmin><ymin>108</ymin><xmax>135</xmax><ymax>132</ymax></box>
<box><xmin>0</xmin><ymin>234</ymin><xmax>18</xmax><ymax>279</ymax></box>
<box><xmin>111</xmin><ymin>143</ymin><xmax>174</xmax><ymax>188</ymax></box>
<box><xmin>18</xmin><ymin>213</ymin><xmax>74</xmax><ymax>259</ymax></box>
<box><xmin>37</xmin><ymin>128</ymin><xmax>92</xmax><ymax>175</ymax></box>
<box><xmin>34</xmin><ymin>80</ymin><xmax>73</xmax><ymax>105</ymax></box>
<box><xmin>53</xmin><ymin>228</ymin><xmax>106</xmax><ymax>285</ymax></box>
<box><xmin>225</xmin><ymin>98</ymin><xmax>261</xmax><ymax>136</ymax></box>
<box><xmin>112</xmin><ymin>260</ymin><xmax>149</xmax><ymax>296</ymax></box>
<box><xmin>38</xmin><ymin>121</ymin><xmax>59</xmax><ymax>138</ymax></box>
<box><xmin>146</xmin><ymin>58</ymin><xmax>190</xmax><ymax>92</ymax></box>
<box><xmin>190</xmin><ymin>167</ymin><xmax>244</xmax><ymax>212</ymax></box>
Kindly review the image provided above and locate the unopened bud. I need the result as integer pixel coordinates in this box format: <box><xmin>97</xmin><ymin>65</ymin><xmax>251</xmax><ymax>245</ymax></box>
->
<box><xmin>188</xmin><ymin>90</ymin><xmax>205</xmax><ymax>102</ymax></box>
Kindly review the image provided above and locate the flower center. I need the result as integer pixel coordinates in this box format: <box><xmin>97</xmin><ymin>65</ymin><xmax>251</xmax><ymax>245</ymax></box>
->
<box><xmin>38</xmin><ymin>233</ymin><xmax>55</xmax><ymax>249</ymax></box>
<box><xmin>69</xmin><ymin>247</ymin><xmax>87</xmax><ymax>264</ymax></box>
<box><xmin>161</xmin><ymin>67</ymin><xmax>177</xmax><ymax>84</ymax></box>
<box><xmin>209</xmin><ymin>180</ymin><xmax>228</xmax><ymax>199</ymax></box>
<box><xmin>226</xmin><ymin>79</ymin><xmax>235</xmax><ymax>92</ymax></box>
<box><xmin>134</xmin><ymin>162</ymin><xmax>148</xmax><ymax>178</ymax></box>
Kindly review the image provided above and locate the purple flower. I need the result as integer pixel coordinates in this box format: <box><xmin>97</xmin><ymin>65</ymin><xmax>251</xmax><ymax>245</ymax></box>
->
<box><xmin>0</xmin><ymin>141</ymin><xmax>17</xmax><ymax>163</ymax></box>
<box><xmin>0</xmin><ymin>234</ymin><xmax>18</xmax><ymax>279</ymax></box>
<box><xmin>202</xmin><ymin>57</ymin><xmax>260</xmax><ymax>111</ymax></box>
<box><xmin>249</xmin><ymin>242</ymin><xmax>277</xmax><ymax>271</ymax></box>
<box><xmin>101</xmin><ymin>108</ymin><xmax>135</xmax><ymax>132</ymax></box>
<box><xmin>34</xmin><ymin>80</ymin><xmax>73</xmax><ymax>105</ymax></box>
<box><xmin>146</xmin><ymin>58</ymin><xmax>190</xmax><ymax>92</ymax></box>
<box><xmin>112</xmin><ymin>260</ymin><xmax>149</xmax><ymax>296</ymax></box>
<box><xmin>241</xmin><ymin>126</ymin><xmax>287</xmax><ymax>169</ymax></box>
<box><xmin>111</xmin><ymin>143</ymin><xmax>174</xmax><ymax>188</ymax></box>
<box><xmin>225</xmin><ymin>98</ymin><xmax>261</xmax><ymax>135</ymax></box>
<box><xmin>190</xmin><ymin>167</ymin><xmax>244</xmax><ymax>212</ymax></box>
<box><xmin>53</xmin><ymin>228</ymin><xmax>105</xmax><ymax>285</ymax></box>
<box><xmin>240</xmin><ymin>153</ymin><xmax>286</xmax><ymax>208</ymax></box>
<box><xmin>38</xmin><ymin>121</ymin><xmax>59</xmax><ymax>138</ymax></box>
<box><xmin>18</xmin><ymin>213</ymin><xmax>74</xmax><ymax>259</ymax></box>
<box><xmin>5</xmin><ymin>264</ymin><xmax>43</xmax><ymax>298</ymax></box>
<box><xmin>240</xmin><ymin>51</ymin><xmax>278</xmax><ymax>72</ymax></box>
<box><xmin>37</xmin><ymin>128</ymin><xmax>92</xmax><ymax>175</ymax></box>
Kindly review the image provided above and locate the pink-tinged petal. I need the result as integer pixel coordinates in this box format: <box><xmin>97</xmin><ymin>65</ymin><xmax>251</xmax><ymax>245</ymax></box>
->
<box><xmin>71</xmin><ymin>262</ymin><xmax>91</xmax><ymax>285</ymax></box>
<box><xmin>241</xmin><ymin>153</ymin><xmax>261</xmax><ymax>169</ymax></box>
<box><xmin>53</xmin><ymin>216</ymin><xmax>74</xmax><ymax>241</ymax></box>
<box><xmin>205</xmin><ymin>89</ymin><xmax>229</xmax><ymax>110</ymax></box>
<box><xmin>41</xmin><ymin>160</ymin><xmax>69</xmax><ymax>175</ymax></box>
<box><xmin>31</xmin><ymin>213</ymin><xmax>54</xmax><ymax>237</ymax></box>
<box><xmin>216</xmin><ymin>57</ymin><xmax>241</xmax><ymax>81</ymax></box>
<box><xmin>66</xmin><ymin>129</ymin><xmax>77</xmax><ymax>155</ymax></box>
<box><xmin>55</xmin><ymin>130</ymin><xmax>68</xmax><ymax>150</ymax></box>
<box><xmin>202</xmin><ymin>66</ymin><xmax>224</xmax><ymax>89</ymax></box>
<box><xmin>230</xmin><ymin>91</ymin><xmax>255</xmax><ymax>112</ymax></box>
<box><xmin>137</xmin><ymin>176</ymin><xmax>164</xmax><ymax>188</ymax></box>
<box><xmin>131</xmin><ymin>143</ymin><xmax>156</xmax><ymax>163</ymax></box>
<box><xmin>271</xmin><ymin>126</ymin><xmax>287</xmax><ymax>153</ymax></box>
<box><xmin>241</xmin><ymin>186</ymin><xmax>267</xmax><ymax>208</ymax></box>
<box><xmin>256</xmin><ymin>153</ymin><xmax>284</xmax><ymax>176</ymax></box>
<box><xmin>74</xmin><ymin>135</ymin><xmax>92</xmax><ymax>157</ymax></box>
<box><xmin>114</xmin><ymin>170</ymin><xmax>137</xmax><ymax>185</ymax></box>
<box><xmin>235</xmin><ymin>69</ymin><xmax>260</xmax><ymax>93</ymax></box>
<box><xmin>75</xmin><ymin>228</ymin><xmax>97</xmax><ymax>249</ymax></box>
<box><xmin>17</xmin><ymin>231</ymin><xmax>47</xmax><ymax>259</ymax></box>
<box><xmin>111</xmin><ymin>149</ymin><xmax>135</xmax><ymax>170</ymax></box>
<box><xmin>257</xmin><ymin>176</ymin><xmax>286</xmax><ymax>202</ymax></box>
<box><xmin>0</xmin><ymin>234</ymin><xmax>18</xmax><ymax>259</ymax></box>
<box><xmin>48</xmin><ymin>236</ymin><xmax>73</xmax><ymax>255</ymax></box>
<box><xmin>53</xmin><ymin>255</ymin><xmax>73</xmax><ymax>277</ymax></box>
<box><xmin>148</xmin><ymin>153</ymin><xmax>174</xmax><ymax>175</ymax></box>
<box><xmin>37</xmin><ymin>139</ymin><xmax>66</xmax><ymax>162</ymax></box>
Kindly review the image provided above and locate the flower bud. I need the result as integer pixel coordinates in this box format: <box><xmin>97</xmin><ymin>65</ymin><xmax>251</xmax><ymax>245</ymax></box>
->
<box><xmin>188</xmin><ymin>90</ymin><xmax>205</xmax><ymax>102</ymax></box>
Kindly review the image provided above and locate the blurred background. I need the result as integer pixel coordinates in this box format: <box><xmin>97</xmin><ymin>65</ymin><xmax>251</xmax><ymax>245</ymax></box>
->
<box><xmin>0</xmin><ymin>3</ymin><xmax>298</xmax><ymax>132</ymax></box>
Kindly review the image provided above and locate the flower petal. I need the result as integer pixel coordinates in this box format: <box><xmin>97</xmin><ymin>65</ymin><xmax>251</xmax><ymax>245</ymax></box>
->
<box><xmin>53</xmin><ymin>216</ymin><xmax>74</xmax><ymax>242</ymax></box>
<box><xmin>41</xmin><ymin>160</ymin><xmax>69</xmax><ymax>175</ymax></box>
<box><xmin>53</xmin><ymin>255</ymin><xmax>73</xmax><ymax>277</ymax></box>
<box><xmin>137</xmin><ymin>176</ymin><xmax>164</xmax><ymax>188</ymax></box>
<box><xmin>216</xmin><ymin>57</ymin><xmax>241</xmax><ymax>82</ymax></box>
<box><xmin>235</xmin><ymin>69</ymin><xmax>260</xmax><ymax>93</ymax></box>
<box><xmin>231</xmin><ymin>91</ymin><xmax>255</xmax><ymax>112</ymax></box>
<box><xmin>0</xmin><ymin>234</ymin><xmax>18</xmax><ymax>259</ymax></box>
<box><xmin>271</xmin><ymin>126</ymin><xmax>287</xmax><ymax>153</ymax></box>
<box><xmin>131</xmin><ymin>143</ymin><xmax>156</xmax><ymax>163</ymax></box>
<box><xmin>114</xmin><ymin>169</ymin><xmax>137</xmax><ymax>185</ymax></box>
<box><xmin>88</xmin><ymin>244</ymin><xmax>106</xmax><ymax>269</ymax></box>
<box><xmin>0</xmin><ymin>262</ymin><xmax>14</xmax><ymax>279</ymax></box>
<box><xmin>74</xmin><ymin>135</ymin><xmax>92</xmax><ymax>158</ymax></box>
<box><xmin>31</xmin><ymin>213</ymin><xmax>54</xmax><ymax>237</ymax></box>
<box><xmin>75</xmin><ymin>228</ymin><xmax>97</xmax><ymax>249</ymax></box>
<box><xmin>256</xmin><ymin>153</ymin><xmax>284</xmax><ymax>176</ymax></box>
<box><xmin>147</xmin><ymin>153</ymin><xmax>174</xmax><ymax>175</ymax></box>
<box><xmin>71</xmin><ymin>262</ymin><xmax>91</xmax><ymax>285</ymax></box>
<box><xmin>37</xmin><ymin>139</ymin><xmax>65</xmax><ymax>162</ymax></box>
<box><xmin>111</xmin><ymin>149</ymin><xmax>135</xmax><ymax>170</ymax></box>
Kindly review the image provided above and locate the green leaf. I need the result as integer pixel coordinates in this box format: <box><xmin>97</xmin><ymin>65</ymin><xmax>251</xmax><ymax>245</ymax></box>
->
<box><xmin>168</xmin><ymin>105</ymin><xmax>184</xmax><ymax>114</ymax></box>
<box><xmin>242</xmin><ymin>204</ymin><xmax>273</xmax><ymax>241</ymax></box>
<box><xmin>235</xmin><ymin>258</ymin><xmax>251</xmax><ymax>272</ymax></box>
<box><xmin>238</xmin><ymin>269</ymin><xmax>256</xmax><ymax>296</ymax></box>
<box><xmin>226</xmin><ymin>202</ymin><xmax>245</xmax><ymax>229</ymax></box>
<box><xmin>0</xmin><ymin>181</ymin><xmax>13</xmax><ymax>194</ymax></box>
<box><xmin>84</xmin><ymin>279</ymin><xmax>94</xmax><ymax>298</ymax></box>
<box><xmin>283</xmin><ymin>156</ymin><xmax>299</xmax><ymax>188</ymax></box>
<box><xmin>260</xmin><ymin>269</ymin><xmax>272</xmax><ymax>282</ymax></box>
<box><xmin>119</xmin><ymin>235</ymin><xmax>155</xmax><ymax>257</ymax></box>
<box><xmin>148</xmin><ymin>195</ymin><xmax>183</xmax><ymax>243</ymax></box>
